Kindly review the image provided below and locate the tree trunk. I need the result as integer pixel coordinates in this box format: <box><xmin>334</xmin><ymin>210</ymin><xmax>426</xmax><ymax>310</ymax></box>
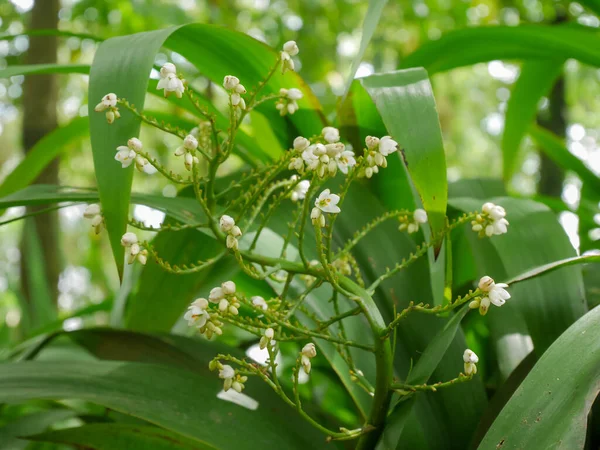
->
<box><xmin>20</xmin><ymin>0</ymin><xmax>61</xmax><ymax>323</ymax></box>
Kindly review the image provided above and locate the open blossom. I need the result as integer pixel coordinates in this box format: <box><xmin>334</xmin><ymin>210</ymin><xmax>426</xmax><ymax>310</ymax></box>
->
<box><xmin>315</xmin><ymin>189</ymin><xmax>341</xmax><ymax>214</ymax></box>
<box><xmin>469</xmin><ymin>275</ymin><xmax>511</xmax><ymax>315</ymax></box>
<box><xmin>472</xmin><ymin>202</ymin><xmax>509</xmax><ymax>237</ymax></box>
<box><xmin>115</xmin><ymin>137</ymin><xmax>143</xmax><ymax>169</ymax></box>
<box><xmin>184</xmin><ymin>298</ymin><xmax>209</xmax><ymax>328</ymax></box>
<box><xmin>290</xmin><ymin>176</ymin><xmax>310</xmax><ymax>202</ymax></box>
<box><xmin>276</xmin><ymin>88</ymin><xmax>303</xmax><ymax>116</ymax></box>
<box><xmin>157</xmin><ymin>63</ymin><xmax>184</xmax><ymax>98</ymax></box>
<box><xmin>336</xmin><ymin>150</ymin><xmax>356</xmax><ymax>174</ymax></box>
<box><xmin>361</xmin><ymin>135</ymin><xmax>398</xmax><ymax>178</ymax></box>
<box><xmin>463</xmin><ymin>349</ymin><xmax>479</xmax><ymax>376</ymax></box>
<box><xmin>300</xmin><ymin>343</ymin><xmax>317</xmax><ymax>374</ymax></box>
<box><xmin>378</xmin><ymin>136</ymin><xmax>398</xmax><ymax>156</ymax></box>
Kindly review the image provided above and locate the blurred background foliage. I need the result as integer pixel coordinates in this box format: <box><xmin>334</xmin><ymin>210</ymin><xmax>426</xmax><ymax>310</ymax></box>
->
<box><xmin>0</xmin><ymin>0</ymin><xmax>600</xmax><ymax>446</ymax></box>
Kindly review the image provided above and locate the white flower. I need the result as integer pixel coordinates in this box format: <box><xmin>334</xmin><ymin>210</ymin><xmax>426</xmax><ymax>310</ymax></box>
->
<box><xmin>94</xmin><ymin>93</ymin><xmax>117</xmax><ymax>112</ymax></box>
<box><xmin>83</xmin><ymin>204</ymin><xmax>101</xmax><ymax>219</ymax></box>
<box><xmin>378</xmin><ymin>136</ymin><xmax>398</xmax><ymax>156</ymax></box>
<box><xmin>209</xmin><ymin>286</ymin><xmax>225</xmax><ymax>303</ymax></box>
<box><xmin>281</xmin><ymin>50</ymin><xmax>295</xmax><ymax>73</ymax></box>
<box><xmin>463</xmin><ymin>349</ymin><xmax>478</xmax><ymax>376</ymax></box>
<box><xmin>223</xmin><ymin>75</ymin><xmax>240</xmax><ymax>90</ymax></box>
<box><xmin>220</xmin><ymin>215</ymin><xmax>235</xmax><ymax>233</ymax></box>
<box><xmin>120</xmin><ymin>232</ymin><xmax>138</xmax><ymax>247</ymax></box>
<box><xmin>276</xmin><ymin>88</ymin><xmax>302</xmax><ymax>116</ymax></box>
<box><xmin>315</xmin><ymin>189</ymin><xmax>341</xmax><ymax>214</ymax></box>
<box><xmin>160</xmin><ymin>62</ymin><xmax>177</xmax><ymax>77</ymax></box>
<box><xmin>322</xmin><ymin>127</ymin><xmax>340</xmax><ymax>143</ymax></box>
<box><xmin>473</xmin><ymin>202</ymin><xmax>509</xmax><ymax>237</ymax></box>
<box><xmin>365</xmin><ymin>135</ymin><xmax>379</xmax><ymax>149</ymax></box>
<box><xmin>115</xmin><ymin>146</ymin><xmax>136</xmax><ymax>168</ymax></box>
<box><xmin>252</xmin><ymin>296</ymin><xmax>268</xmax><ymax>311</ymax></box>
<box><xmin>291</xmin><ymin>179</ymin><xmax>310</xmax><ymax>202</ymax></box>
<box><xmin>183</xmin><ymin>135</ymin><xmax>198</xmax><ymax>150</ymax></box>
<box><xmin>293</xmin><ymin>136</ymin><xmax>310</xmax><ymax>151</ymax></box>
<box><xmin>184</xmin><ymin>298</ymin><xmax>209</xmax><ymax>328</ymax></box>
<box><xmin>221</xmin><ymin>281</ymin><xmax>236</xmax><ymax>295</ymax></box>
<box><xmin>226</xmin><ymin>235</ymin><xmax>239</xmax><ymax>250</ymax></box>
<box><xmin>336</xmin><ymin>150</ymin><xmax>356</xmax><ymax>174</ymax></box>
<box><xmin>300</xmin><ymin>343</ymin><xmax>317</xmax><ymax>374</ymax></box>
<box><xmin>231</xmin><ymin>226</ymin><xmax>242</xmax><ymax>237</ymax></box>
<box><xmin>311</xmin><ymin>207</ymin><xmax>325</xmax><ymax>227</ymax></box>
<box><xmin>157</xmin><ymin>72</ymin><xmax>185</xmax><ymax>98</ymax></box>
<box><xmin>287</xmin><ymin>88</ymin><xmax>303</xmax><ymax>100</ymax></box>
<box><xmin>260</xmin><ymin>327</ymin><xmax>275</xmax><ymax>350</ymax></box>
<box><xmin>413</xmin><ymin>209</ymin><xmax>428</xmax><ymax>224</ymax></box>
<box><xmin>471</xmin><ymin>276</ymin><xmax>511</xmax><ymax>315</ymax></box>
<box><xmin>283</xmin><ymin>40</ymin><xmax>299</xmax><ymax>56</ymax></box>
<box><xmin>219</xmin><ymin>365</ymin><xmax>235</xmax><ymax>391</ymax></box>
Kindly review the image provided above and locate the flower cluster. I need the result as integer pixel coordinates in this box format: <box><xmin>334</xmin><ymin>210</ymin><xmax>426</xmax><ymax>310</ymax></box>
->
<box><xmin>300</xmin><ymin>342</ymin><xmax>317</xmax><ymax>374</ymax></box>
<box><xmin>184</xmin><ymin>297</ymin><xmax>224</xmax><ymax>339</ymax></box>
<box><xmin>210</xmin><ymin>362</ymin><xmax>248</xmax><ymax>393</ymax></box>
<box><xmin>114</xmin><ymin>137</ymin><xmax>148</xmax><ymax>172</ymax></box>
<box><xmin>209</xmin><ymin>280</ymin><xmax>241</xmax><ymax>316</ymax></box>
<box><xmin>220</xmin><ymin>215</ymin><xmax>243</xmax><ymax>250</ymax></box>
<box><xmin>471</xmin><ymin>202</ymin><xmax>509</xmax><ymax>237</ymax></box>
<box><xmin>281</xmin><ymin>40</ymin><xmax>299</xmax><ymax>73</ymax></box>
<box><xmin>398</xmin><ymin>208</ymin><xmax>428</xmax><ymax>234</ymax></box>
<box><xmin>276</xmin><ymin>88</ymin><xmax>303</xmax><ymax>116</ymax></box>
<box><xmin>156</xmin><ymin>63</ymin><xmax>184</xmax><ymax>98</ymax></box>
<box><xmin>120</xmin><ymin>232</ymin><xmax>148</xmax><ymax>265</ymax></box>
<box><xmin>223</xmin><ymin>75</ymin><xmax>247</xmax><ymax>110</ymax></box>
<box><xmin>463</xmin><ymin>349</ymin><xmax>479</xmax><ymax>376</ymax></box>
<box><xmin>360</xmin><ymin>136</ymin><xmax>399</xmax><ymax>178</ymax></box>
<box><xmin>289</xmin><ymin>175</ymin><xmax>310</xmax><ymax>202</ymax></box>
<box><xmin>174</xmin><ymin>134</ymin><xmax>199</xmax><ymax>171</ymax></box>
<box><xmin>83</xmin><ymin>204</ymin><xmax>105</xmax><ymax>235</ymax></box>
<box><xmin>94</xmin><ymin>93</ymin><xmax>119</xmax><ymax>123</ymax></box>
<box><xmin>311</xmin><ymin>189</ymin><xmax>341</xmax><ymax>227</ymax></box>
<box><xmin>288</xmin><ymin>127</ymin><xmax>356</xmax><ymax>178</ymax></box>
<box><xmin>469</xmin><ymin>275</ymin><xmax>511</xmax><ymax>315</ymax></box>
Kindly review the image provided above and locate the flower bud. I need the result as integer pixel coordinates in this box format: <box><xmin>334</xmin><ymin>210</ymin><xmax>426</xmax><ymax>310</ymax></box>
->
<box><xmin>220</xmin><ymin>215</ymin><xmax>235</xmax><ymax>232</ymax></box>
<box><xmin>120</xmin><ymin>232</ymin><xmax>138</xmax><ymax>247</ymax></box>
<box><xmin>293</xmin><ymin>136</ymin><xmax>310</xmax><ymax>151</ymax></box>
<box><xmin>478</xmin><ymin>276</ymin><xmax>495</xmax><ymax>291</ymax></box>
<box><xmin>283</xmin><ymin>40</ymin><xmax>299</xmax><ymax>56</ymax></box>
<box><xmin>84</xmin><ymin>204</ymin><xmax>101</xmax><ymax>219</ymax></box>
<box><xmin>128</xmin><ymin>137</ymin><xmax>143</xmax><ymax>152</ymax></box>
<box><xmin>223</xmin><ymin>75</ymin><xmax>240</xmax><ymax>90</ymax></box>
<box><xmin>221</xmin><ymin>281</ymin><xmax>236</xmax><ymax>295</ymax></box>
<box><xmin>183</xmin><ymin>134</ymin><xmax>198</xmax><ymax>150</ymax></box>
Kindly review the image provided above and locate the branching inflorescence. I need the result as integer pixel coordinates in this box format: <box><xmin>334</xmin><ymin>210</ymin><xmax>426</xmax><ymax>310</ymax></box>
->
<box><xmin>88</xmin><ymin>40</ymin><xmax>512</xmax><ymax>447</ymax></box>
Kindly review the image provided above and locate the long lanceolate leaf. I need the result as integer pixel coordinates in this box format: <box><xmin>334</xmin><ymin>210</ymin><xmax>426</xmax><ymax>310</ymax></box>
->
<box><xmin>502</xmin><ymin>60</ymin><xmax>564</xmax><ymax>180</ymax></box>
<box><xmin>401</xmin><ymin>25</ymin><xmax>600</xmax><ymax>74</ymax></box>
<box><xmin>480</xmin><ymin>305</ymin><xmax>600</xmax><ymax>449</ymax></box>
<box><xmin>361</xmin><ymin>68</ymin><xmax>448</xmax><ymax>240</ymax></box>
<box><xmin>0</xmin><ymin>361</ymin><xmax>327</xmax><ymax>450</ymax></box>
<box><xmin>89</xmin><ymin>24</ymin><xmax>325</xmax><ymax>278</ymax></box>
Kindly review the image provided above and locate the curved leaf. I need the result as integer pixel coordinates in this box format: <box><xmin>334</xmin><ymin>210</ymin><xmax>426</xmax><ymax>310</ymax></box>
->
<box><xmin>361</xmin><ymin>68</ymin><xmax>447</xmax><ymax>240</ymax></box>
<box><xmin>0</xmin><ymin>409</ymin><xmax>75</xmax><ymax>450</ymax></box>
<box><xmin>0</xmin><ymin>117</ymin><xmax>89</xmax><ymax>198</ymax></box>
<box><xmin>30</xmin><ymin>424</ymin><xmax>214</xmax><ymax>450</ymax></box>
<box><xmin>479</xmin><ymin>305</ymin><xmax>600</xmax><ymax>449</ymax></box>
<box><xmin>502</xmin><ymin>60</ymin><xmax>564</xmax><ymax>180</ymax></box>
<box><xmin>401</xmin><ymin>25</ymin><xmax>600</xmax><ymax>74</ymax></box>
<box><xmin>0</xmin><ymin>361</ymin><xmax>326</xmax><ymax>450</ymax></box>
<box><xmin>506</xmin><ymin>254</ymin><xmax>600</xmax><ymax>285</ymax></box>
<box><xmin>0</xmin><ymin>63</ymin><xmax>90</xmax><ymax>78</ymax></box>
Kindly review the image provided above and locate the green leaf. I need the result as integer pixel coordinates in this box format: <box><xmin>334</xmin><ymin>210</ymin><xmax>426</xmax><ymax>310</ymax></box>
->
<box><xmin>449</xmin><ymin>197</ymin><xmax>587</xmax><ymax>353</ymax></box>
<box><xmin>377</xmin><ymin>307</ymin><xmax>471</xmax><ymax>449</ymax></box>
<box><xmin>343</xmin><ymin>0</ymin><xmax>388</xmax><ymax>96</ymax></box>
<box><xmin>401</xmin><ymin>25</ymin><xmax>600</xmax><ymax>74</ymax></box>
<box><xmin>479</xmin><ymin>305</ymin><xmax>600</xmax><ymax>449</ymax></box>
<box><xmin>506</xmin><ymin>254</ymin><xmax>600</xmax><ymax>285</ymax></box>
<box><xmin>30</xmin><ymin>424</ymin><xmax>214</xmax><ymax>450</ymax></box>
<box><xmin>361</xmin><ymin>68</ymin><xmax>448</xmax><ymax>240</ymax></box>
<box><xmin>502</xmin><ymin>60</ymin><xmax>564</xmax><ymax>180</ymax></box>
<box><xmin>21</xmin><ymin>219</ymin><xmax>56</xmax><ymax>329</ymax></box>
<box><xmin>0</xmin><ymin>409</ymin><xmax>76</xmax><ymax>450</ymax></box>
<box><xmin>528</xmin><ymin>125</ymin><xmax>600</xmax><ymax>192</ymax></box>
<box><xmin>0</xmin><ymin>117</ymin><xmax>89</xmax><ymax>198</ymax></box>
<box><xmin>0</xmin><ymin>63</ymin><xmax>90</xmax><ymax>78</ymax></box>
<box><xmin>89</xmin><ymin>24</ymin><xmax>324</xmax><ymax>278</ymax></box>
<box><xmin>0</xmin><ymin>361</ymin><xmax>326</xmax><ymax>450</ymax></box>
